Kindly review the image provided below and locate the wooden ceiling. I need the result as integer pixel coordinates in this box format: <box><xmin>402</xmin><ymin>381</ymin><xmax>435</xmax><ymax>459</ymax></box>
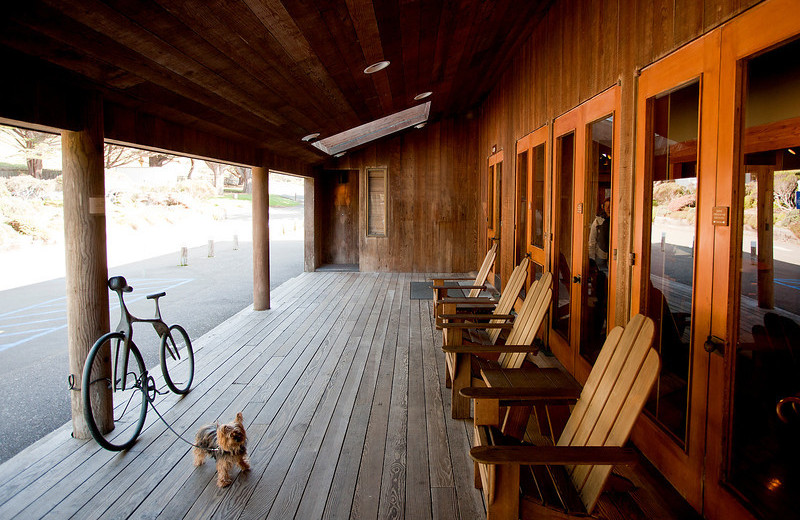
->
<box><xmin>0</xmin><ymin>0</ymin><xmax>552</xmax><ymax>165</ymax></box>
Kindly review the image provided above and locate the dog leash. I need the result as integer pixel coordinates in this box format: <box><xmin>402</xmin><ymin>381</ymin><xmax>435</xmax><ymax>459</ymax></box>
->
<box><xmin>145</xmin><ymin>375</ymin><xmax>220</xmax><ymax>453</ymax></box>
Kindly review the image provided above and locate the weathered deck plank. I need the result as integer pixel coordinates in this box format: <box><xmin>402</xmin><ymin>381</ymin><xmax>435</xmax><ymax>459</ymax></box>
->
<box><xmin>0</xmin><ymin>271</ymin><xmax>697</xmax><ymax>520</ymax></box>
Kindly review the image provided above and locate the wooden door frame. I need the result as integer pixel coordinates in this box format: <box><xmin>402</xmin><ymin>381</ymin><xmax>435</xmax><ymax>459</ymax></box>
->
<box><xmin>630</xmin><ymin>31</ymin><xmax>721</xmax><ymax>511</ymax></box>
<box><xmin>488</xmin><ymin>150</ymin><xmax>504</xmax><ymax>285</ymax></box>
<box><xmin>704</xmin><ymin>1</ymin><xmax>800</xmax><ymax>518</ymax></box>
<box><xmin>517</xmin><ymin>124</ymin><xmax>550</xmax><ymax>288</ymax></box>
<box><xmin>550</xmin><ymin>85</ymin><xmax>620</xmax><ymax>379</ymax></box>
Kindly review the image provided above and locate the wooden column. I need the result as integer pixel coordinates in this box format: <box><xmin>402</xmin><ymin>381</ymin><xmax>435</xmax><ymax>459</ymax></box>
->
<box><xmin>304</xmin><ymin>176</ymin><xmax>316</xmax><ymax>272</ymax></box>
<box><xmin>252</xmin><ymin>166</ymin><xmax>270</xmax><ymax>310</ymax></box>
<box><xmin>63</xmin><ymin>92</ymin><xmax>110</xmax><ymax>439</ymax></box>
<box><xmin>754</xmin><ymin>166</ymin><xmax>775</xmax><ymax>309</ymax></box>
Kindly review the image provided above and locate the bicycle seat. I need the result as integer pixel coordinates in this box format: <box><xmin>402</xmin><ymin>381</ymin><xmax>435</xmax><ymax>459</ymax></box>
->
<box><xmin>108</xmin><ymin>276</ymin><xmax>132</xmax><ymax>293</ymax></box>
<box><xmin>147</xmin><ymin>291</ymin><xmax>166</xmax><ymax>300</ymax></box>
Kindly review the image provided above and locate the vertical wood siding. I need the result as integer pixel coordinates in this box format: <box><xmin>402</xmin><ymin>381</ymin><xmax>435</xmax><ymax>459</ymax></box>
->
<box><xmin>477</xmin><ymin>0</ymin><xmax>763</xmax><ymax>322</ymax></box>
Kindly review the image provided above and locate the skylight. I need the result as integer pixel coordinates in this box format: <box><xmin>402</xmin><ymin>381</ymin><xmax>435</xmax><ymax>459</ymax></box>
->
<box><xmin>312</xmin><ymin>102</ymin><xmax>431</xmax><ymax>156</ymax></box>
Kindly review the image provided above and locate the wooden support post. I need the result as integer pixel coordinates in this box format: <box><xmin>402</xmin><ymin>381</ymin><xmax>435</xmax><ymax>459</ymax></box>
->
<box><xmin>754</xmin><ymin>166</ymin><xmax>774</xmax><ymax>309</ymax></box>
<box><xmin>304</xmin><ymin>176</ymin><xmax>316</xmax><ymax>272</ymax></box>
<box><xmin>63</xmin><ymin>92</ymin><xmax>110</xmax><ymax>439</ymax></box>
<box><xmin>252</xmin><ymin>166</ymin><xmax>270</xmax><ymax>310</ymax></box>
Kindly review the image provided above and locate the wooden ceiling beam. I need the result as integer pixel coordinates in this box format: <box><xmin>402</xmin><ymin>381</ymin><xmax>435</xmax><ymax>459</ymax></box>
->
<box><xmin>242</xmin><ymin>0</ymin><xmax>362</xmax><ymax>129</ymax></box>
<box><xmin>36</xmin><ymin>0</ymin><xmax>290</xmax><ymax>128</ymax></box>
<box><xmin>7</xmin><ymin>4</ymin><xmax>302</xmax><ymax>147</ymax></box>
<box><xmin>281</xmin><ymin>0</ymin><xmax>374</xmax><ymax>125</ymax></box>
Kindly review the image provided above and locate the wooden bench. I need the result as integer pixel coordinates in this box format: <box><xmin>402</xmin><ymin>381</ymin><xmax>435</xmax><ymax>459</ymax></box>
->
<box><xmin>440</xmin><ymin>272</ymin><xmax>552</xmax><ymax>419</ymax></box>
<box><xmin>465</xmin><ymin>314</ymin><xmax>659</xmax><ymax>520</ymax></box>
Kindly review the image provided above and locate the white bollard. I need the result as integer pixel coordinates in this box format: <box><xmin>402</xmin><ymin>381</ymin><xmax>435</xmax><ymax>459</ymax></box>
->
<box><xmin>180</xmin><ymin>246</ymin><xmax>188</xmax><ymax>266</ymax></box>
<box><xmin>233</xmin><ymin>234</ymin><xmax>239</xmax><ymax>250</ymax></box>
<box><xmin>208</xmin><ymin>240</ymin><xmax>215</xmax><ymax>258</ymax></box>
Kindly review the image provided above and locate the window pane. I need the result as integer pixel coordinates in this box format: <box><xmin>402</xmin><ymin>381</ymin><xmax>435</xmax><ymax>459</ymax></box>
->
<box><xmin>729</xmin><ymin>38</ymin><xmax>800</xmax><ymax>519</ymax></box>
<box><xmin>644</xmin><ymin>81</ymin><xmax>699</xmax><ymax>446</ymax></box>
<box><xmin>532</xmin><ymin>144</ymin><xmax>546</xmax><ymax>249</ymax></box>
<box><xmin>367</xmin><ymin>168</ymin><xmax>386</xmax><ymax>236</ymax></box>
<box><xmin>581</xmin><ymin>116</ymin><xmax>613</xmax><ymax>365</ymax></box>
<box><xmin>553</xmin><ymin>133</ymin><xmax>575</xmax><ymax>341</ymax></box>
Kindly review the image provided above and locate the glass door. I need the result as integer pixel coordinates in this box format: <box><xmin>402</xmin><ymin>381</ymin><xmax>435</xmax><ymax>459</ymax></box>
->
<box><xmin>518</xmin><ymin>125</ymin><xmax>549</xmax><ymax>286</ymax></box>
<box><xmin>550</xmin><ymin>87</ymin><xmax>619</xmax><ymax>378</ymax></box>
<box><xmin>704</xmin><ymin>4</ymin><xmax>800</xmax><ymax>517</ymax></box>
<box><xmin>631</xmin><ymin>32</ymin><xmax>720</xmax><ymax>511</ymax></box>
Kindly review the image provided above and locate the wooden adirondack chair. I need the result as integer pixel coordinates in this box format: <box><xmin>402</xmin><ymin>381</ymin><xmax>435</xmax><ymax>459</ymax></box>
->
<box><xmin>467</xmin><ymin>314</ymin><xmax>659</xmax><ymax>520</ymax></box>
<box><xmin>440</xmin><ymin>271</ymin><xmax>552</xmax><ymax>419</ymax></box>
<box><xmin>435</xmin><ymin>257</ymin><xmax>529</xmax><ymax>330</ymax></box>
<box><xmin>431</xmin><ymin>243</ymin><xmax>498</xmax><ymax>323</ymax></box>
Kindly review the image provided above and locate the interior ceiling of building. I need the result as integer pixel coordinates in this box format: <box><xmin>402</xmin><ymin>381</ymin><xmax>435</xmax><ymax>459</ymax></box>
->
<box><xmin>0</xmin><ymin>0</ymin><xmax>552</xmax><ymax>165</ymax></box>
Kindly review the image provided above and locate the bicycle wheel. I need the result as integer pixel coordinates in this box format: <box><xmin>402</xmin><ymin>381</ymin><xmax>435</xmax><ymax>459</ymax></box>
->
<box><xmin>82</xmin><ymin>332</ymin><xmax>148</xmax><ymax>451</ymax></box>
<box><xmin>160</xmin><ymin>324</ymin><xmax>194</xmax><ymax>394</ymax></box>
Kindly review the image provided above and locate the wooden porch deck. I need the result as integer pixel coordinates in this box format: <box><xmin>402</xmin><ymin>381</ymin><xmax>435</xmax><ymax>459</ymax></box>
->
<box><xmin>0</xmin><ymin>272</ymin><xmax>698</xmax><ymax>519</ymax></box>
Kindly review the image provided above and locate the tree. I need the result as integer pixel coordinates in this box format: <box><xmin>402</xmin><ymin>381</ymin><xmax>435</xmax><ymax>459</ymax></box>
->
<box><xmin>104</xmin><ymin>143</ymin><xmax>147</xmax><ymax>169</ymax></box>
<box><xmin>204</xmin><ymin>161</ymin><xmax>225</xmax><ymax>195</ymax></box>
<box><xmin>0</xmin><ymin>126</ymin><xmax>59</xmax><ymax>178</ymax></box>
<box><xmin>231</xmin><ymin>166</ymin><xmax>252</xmax><ymax>194</ymax></box>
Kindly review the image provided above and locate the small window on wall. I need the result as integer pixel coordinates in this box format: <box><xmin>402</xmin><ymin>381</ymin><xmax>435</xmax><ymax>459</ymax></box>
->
<box><xmin>367</xmin><ymin>167</ymin><xmax>387</xmax><ymax>236</ymax></box>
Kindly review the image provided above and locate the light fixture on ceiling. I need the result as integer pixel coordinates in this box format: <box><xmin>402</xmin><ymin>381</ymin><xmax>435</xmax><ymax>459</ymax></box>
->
<box><xmin>414</xmin><ymin>91</ymin><xmax>432</xmax><ymax>100</ymax></box>
<box><xmin>301</xmin><ymin>132</ymin><xmax>320</xmax><ymax>142</ymax></box>
<box><xmin>364</xmin><ymin>60</ymin><xmax>390</xmax><ymax>74</ymax></box>
<box><xmin>334</xmin><ymin>152</ymin><xmax>346</xmax><ymax>158</ymax></box>
<box><xmin>311</xmin><ymin>101</ymin><xmax>430</xmax><ymax>156</ymax></box>
<box><xmin>789</xmin><ymin>148</ymin><xmax>797</xmax><ymax>155</ymax></box>
<box><xmin>414</xmin><ymin>123</ymin><xmax>426</xmax><ymax>129</ymax></box>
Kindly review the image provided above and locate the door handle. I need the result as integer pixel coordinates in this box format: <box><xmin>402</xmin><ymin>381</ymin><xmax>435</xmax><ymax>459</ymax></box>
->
<box><xmin>704</xmin><ymin>335</ymin><xmax>725</xmax><ymax>356</ymax></box>
<box><xmin>572</xmin><ymin>275</ymin><xmax>581</xmax><ymax>284</ymax></box>
<box><xmin>776</xmin><ymin>395</ymin><xmax>800</xmax><ymax>423</ymax></box>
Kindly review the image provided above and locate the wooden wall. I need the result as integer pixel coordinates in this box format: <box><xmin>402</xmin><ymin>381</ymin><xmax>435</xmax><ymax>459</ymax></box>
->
<box><xmin>325</xmin><ymin>115</ymin><xmax>480</xmax><ymax>272</ymax></box>
<box><xmin>477</xmin><ymin>0</ymin><xmax>764</xmax><ymax>323</ymax></box>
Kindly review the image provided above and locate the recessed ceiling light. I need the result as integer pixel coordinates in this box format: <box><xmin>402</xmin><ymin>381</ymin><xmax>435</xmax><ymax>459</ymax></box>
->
<box><xmin>364</xmin><ymin>61</ymin><xmax>390</xmax><ymax>74</ymax></box>
<box><xmin>334</xmin><ymin>152</ymin><xmax>346</xmax><ymax>158</ymax></box>
<box><xmin>301</xmin><ymin>133</ymin><xmax>320</xmax><ymax>142</ymax></box>
<box><xmin>414</xmin><ymin>123</ymin><xmax>426</xmax><ymax>129</ymax></box>
<box><xmin>414</xmin><ymin>92</ymin><xmax>432</xmax><ymax>100</ymax></box>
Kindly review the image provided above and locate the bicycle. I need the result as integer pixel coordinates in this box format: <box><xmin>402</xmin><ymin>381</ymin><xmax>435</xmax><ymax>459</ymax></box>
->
<box><xmin>82</xmin><ymin>276</ymin><xmax>194</xmax><ymax>451</ymax></box>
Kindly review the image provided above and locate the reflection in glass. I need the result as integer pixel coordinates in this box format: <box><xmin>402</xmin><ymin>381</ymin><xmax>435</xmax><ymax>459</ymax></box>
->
<box><xmin>581</xmin><ymin>116</ymin><xmax>613</xmax><ymax>364</ymax></box>
<box><xmin>729</xmin><ymin>39</ymin><xmax>800</xmax><ymax>519</ymax></box>
<box><xmin>532</xmin><ymin>144</ymin><xmax>546</xmax><ymax>249</ymax></box>
<box><xmin>554</xmin><ymin>133</ymin><xmax>575</xmax><ymax>341</ymax></box>
<box><xmin>516</xmin><ymin>151</ymin><xmax>528</xmax><ymax>263</ymax></box>
<box><xmin>645</xmin><ymin>81</ymin><xmax>699</xmax><ymax>446</ymax></box>
<box><xmin>488</xmin><ymin>164</ymin><xmax>495</xmax><ymax>230</ymax></box>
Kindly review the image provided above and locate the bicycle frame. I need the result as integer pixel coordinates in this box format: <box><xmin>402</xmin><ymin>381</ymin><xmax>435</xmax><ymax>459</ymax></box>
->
<box><xmin>111</xmin><ymin>283</ymin><xmax>169</xmax><ymax>392</ymax></box>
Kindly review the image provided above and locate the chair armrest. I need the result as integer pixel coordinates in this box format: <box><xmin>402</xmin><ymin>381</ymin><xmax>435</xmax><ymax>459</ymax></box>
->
<box><xmin>442</xmin><ymin>344</ymin><xmax>539</xmax><ymax>354</ymax></box>
<box><xmin>436</xmin><ymin>297</ymin><xmax>498</xmax><ymax>305</ymax></box>
<box><xmin>459</xmin><ymin>386</ymin><xmax>581</xmax><ymax>402</ymax></box>
<box><xmin>470</xmin><ymin>445</ymin><xmax>639</xmax><ymax>466</ymax></box>
<box><xmin>438</xmin><ymin>313</ymin><xmax>515</xmax><ymax>321</ymax></box>
<box><xmin>439</xmin><ymin>322</ymin><xmax>515</xmax><ymax>330</ymax></box>
<box><xmin>430</xmin><ymin>276</ymin><xmax>478</xmax><ymax>282</ymax></box>
<box><xmin>431</xmin><ymin>284</ymin><xmax>488</xmax><ymax>291</ymax></box>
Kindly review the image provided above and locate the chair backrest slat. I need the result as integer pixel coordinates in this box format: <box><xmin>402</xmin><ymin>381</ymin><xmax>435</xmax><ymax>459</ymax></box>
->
<box><xmin>468</xmin><ymin>243</ymin><xmax>498</xmax><ymax>298</ymax></box>
<box><xmin>554</xmin><ymin>314</ymin><xmax>659</xmax><ymax>513</ymax></box>
<box><xmin>579</xmin><ymin>349</ymin><xmax>660</xmax><ymax>511</ymax></box>
<box><xmin>498</xmin><ymin>271</ymin><xmax>552</xmax><ymax>367</ymax></box>
<box><xmin>487</xmin><ymin>257</ymin><xmax>529</xmax><ymax>344</ymax></box>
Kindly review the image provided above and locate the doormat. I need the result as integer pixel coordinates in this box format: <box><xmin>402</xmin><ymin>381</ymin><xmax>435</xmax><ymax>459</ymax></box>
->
<box><xmin>409</xmin><ymin>281</ymin><xmax>433</xmax><ymax>300</ymax></box>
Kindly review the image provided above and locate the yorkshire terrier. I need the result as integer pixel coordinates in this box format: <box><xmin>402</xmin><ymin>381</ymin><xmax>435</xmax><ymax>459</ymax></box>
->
<box><xmin>193</xmin><ymin>412</ymin><xmax>250</xmax><ymax>488</ymax></box>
